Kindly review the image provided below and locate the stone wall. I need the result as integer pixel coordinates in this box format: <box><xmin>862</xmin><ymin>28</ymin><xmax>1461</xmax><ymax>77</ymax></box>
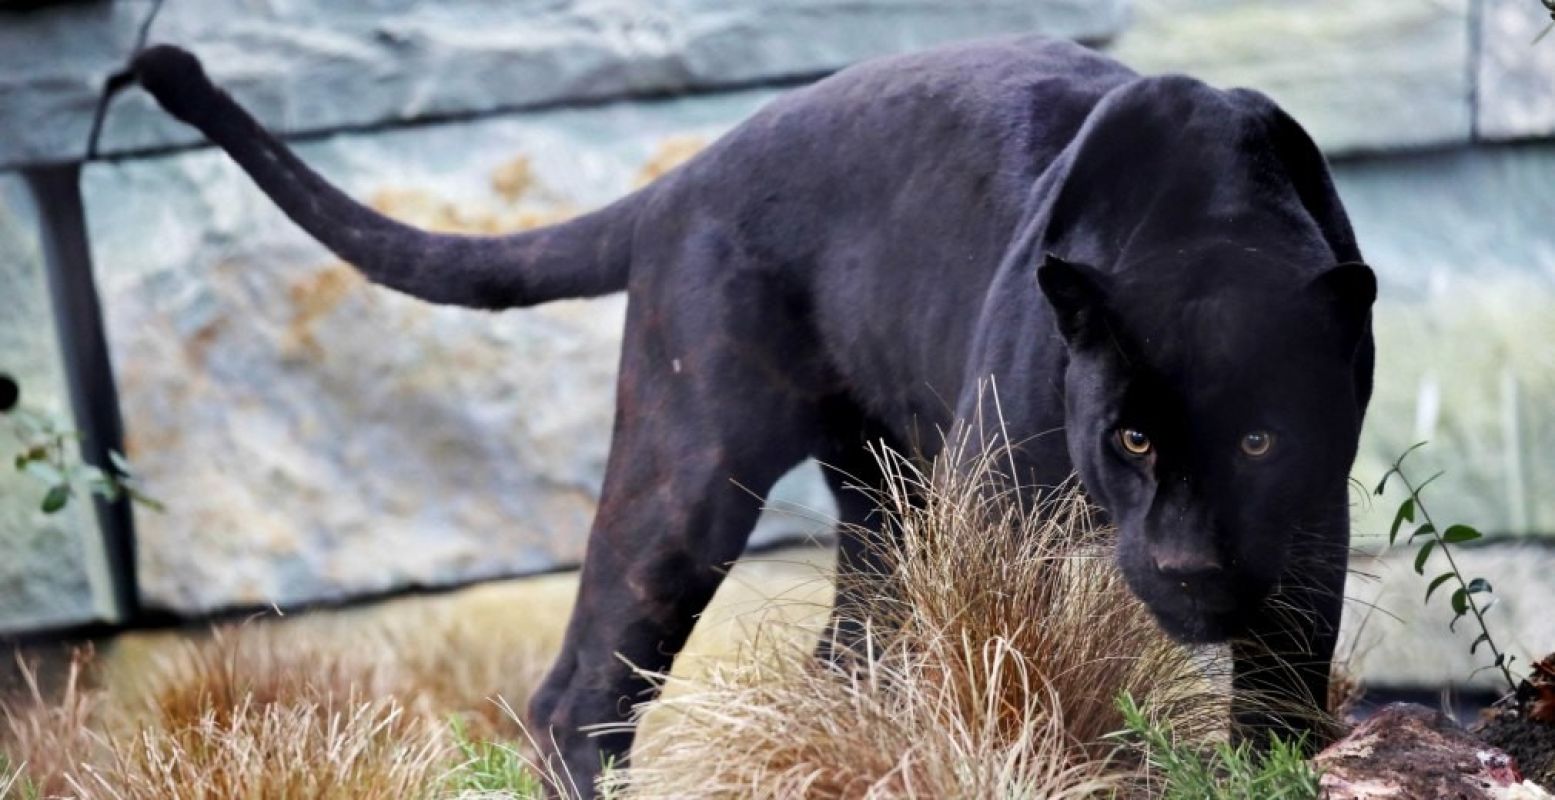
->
<box><xmin>1</xmin><ymin>0</ymin><xmax>1552</xmax><ymax>640</ymax></box>
<box><xmin>0</xmin><ymin>0</ymin><xmax>1125</xmax><ymax>168</ymax></box>
<box><xmin>0</xmin><ymin>0</ymin><xmax>1127</xmax><ymax>627</ymax></box>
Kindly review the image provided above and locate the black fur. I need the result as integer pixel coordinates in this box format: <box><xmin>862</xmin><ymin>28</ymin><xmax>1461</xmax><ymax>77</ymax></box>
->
<box><xmin>132</xmin><ymin>35</ymin><xmax>1374</xmax><ymax>793</ymax></box>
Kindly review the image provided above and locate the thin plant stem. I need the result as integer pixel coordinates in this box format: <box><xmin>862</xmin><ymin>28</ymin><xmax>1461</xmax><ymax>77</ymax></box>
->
<box><xmin>1391</xmin><ymin>456</ymin><xmax>1517</xmax><ymax>693</ymax></box>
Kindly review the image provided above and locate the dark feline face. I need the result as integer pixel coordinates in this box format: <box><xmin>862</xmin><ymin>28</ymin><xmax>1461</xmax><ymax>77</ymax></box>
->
<box><xmin>1038</xmin><ymin>249</ymin><xmax>1375</xmax><ymax>643</ymax></box>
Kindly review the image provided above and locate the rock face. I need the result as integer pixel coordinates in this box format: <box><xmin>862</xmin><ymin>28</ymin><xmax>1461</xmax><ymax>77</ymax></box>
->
<box><xmin>80</xmin><ymin>89</ymin><xmax>844</xmax><ymax>613</ymax></box>
<box><xmin>1316</xmin><ymin>703</ymin><xmax>1551</xmax><ymax>799</ymax></box>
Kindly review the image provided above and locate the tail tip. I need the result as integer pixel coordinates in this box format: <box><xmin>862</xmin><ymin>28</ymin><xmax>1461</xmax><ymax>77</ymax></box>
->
<box><xmin>132</xmin><ymin>45</ymin><xmax>214</xmax><ymax>119</ymax></box>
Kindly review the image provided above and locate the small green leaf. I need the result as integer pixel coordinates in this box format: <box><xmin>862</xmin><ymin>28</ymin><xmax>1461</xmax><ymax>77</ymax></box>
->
<box><xmin>1467</xmin><ymin>578</ymin><xmax>1492</xmax><ymax>595</ymax></box>
<box><xmin>1373</xmin><ymin>471</ymin><xmax>1392</xmax><ymax>496</ymax></box>
<box><xmin>1442</xmin><ymin>525</ymin><xmax>1482</xmax><ymax>544</ymax></box>
<box><xmin>1425</xmin><ymin>573</ymin><xmax>1454</xmax><ymax>604</ymax></box>
<box><xmin>1389</xmin><ymin>499</ymin><xmax>1415</xmax><ymax>545</ymax></box>
<box><xmin>23</xmin><ymin>460</ymin><xmax>63</xmax><ymax>484</ymax></box>
<box><xmin>1471</xmin><ymin>633</ymin><xmax>1491</xmax><ymax>655</ymax></box>
<box><xmin>41</xmin><ymin>484</ymin><xmax>69</xmax><ymax>513</ymax></box>
<box><xmin>1450</xmin><ymin>610</ymin><xmax>1468</xmax><ymax>633</ymax></box>
<box><xmin>1409</xmin><ymin>523</ymin><xmax>1436</xmax><ymax>542</ymax></box>
<box><xmin>1414</xmin><ymin>540</ymin><xmax>1436</xmax><ymax>575</ymax></box>
<box><xmin>1451</xmin><ymin>588</ymin><xmax>1469</xmax><ymax>615</ymax></box>
<box><xmin>108</xmin><ymin>450</ymin><xmax>131</xmax><ymax>475</ymax></box>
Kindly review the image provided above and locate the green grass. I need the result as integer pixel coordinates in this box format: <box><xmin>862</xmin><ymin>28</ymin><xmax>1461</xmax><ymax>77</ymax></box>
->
<box><xmin>444</xmin><ymin>716</ymin><xmax>546</xmax><ymax>797</ymax></box>
<box><xmin>1113</xmin><ymin>691</ymin><xmax>1321</xmax><ymax>800</ymax></box>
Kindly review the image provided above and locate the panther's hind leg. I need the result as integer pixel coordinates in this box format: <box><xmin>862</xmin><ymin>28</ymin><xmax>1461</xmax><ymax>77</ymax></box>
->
<box><xmin>813</xmin><ymin>410</ymin><xmax>904</xmax><ymax>664</ymax></box>
<box><xmin>526</xmin><ymin>251</ymin><xmax>826</xmax><ymax>795</ymax></box>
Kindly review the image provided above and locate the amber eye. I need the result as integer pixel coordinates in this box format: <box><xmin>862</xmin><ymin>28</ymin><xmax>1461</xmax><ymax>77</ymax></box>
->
<box><xmin>1117</xmin><ymin>428</ymin><xmax>1152</xmax><ymax>456</ymax></box>
<box><xmin>1240</xmin><ymin>431</ymin><xmax>1275</xmax><ymax>458</ymax></box>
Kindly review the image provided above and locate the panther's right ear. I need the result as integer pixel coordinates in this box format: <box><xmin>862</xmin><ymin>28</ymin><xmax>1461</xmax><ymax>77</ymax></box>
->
<box><xmin>1036</xmin><ymin>253</ymin><xmax>1114</xmax><ymax>347</ymax></box>
<box><xmin>1304</xmin><ymin>261</ymin><xmax>1376</xmax><ymax>354</ymax></box>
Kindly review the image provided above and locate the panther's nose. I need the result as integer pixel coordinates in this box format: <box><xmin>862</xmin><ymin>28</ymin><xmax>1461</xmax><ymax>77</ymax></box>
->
<box><xmin>1151</xmin><ymin>548</ymin><xmax>1224</xmax><ymax>581</ymax></box>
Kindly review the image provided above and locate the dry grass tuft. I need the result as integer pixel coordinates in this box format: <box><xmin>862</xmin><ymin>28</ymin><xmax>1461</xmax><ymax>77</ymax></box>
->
<box><xmin>3</xmin><ymin>648</ymin><xmax>102</xmax><ymax>798</ymax></box>
<box><xmin>623</xmin><ymin>439</ymin><xmax>1226</xmax><ymax>798</ymax></box>
<box><xmin>140</xmin><ymin>623</ymin><xmax>395</xmax><ymax>731</ymax></box>
<box><xmin>2</xmin><ymin>628</ymin><xmax>462</xmax><ymax>799</ymax></box>
<box><xmin>0</xmin><ymin>607</ymin><xmax>568</xmax><ymax>798</ymax></box>
<box><xmin>75</xmin><ymin>693</ymin><xmax>449</xmax><ymax>799</ymax></box>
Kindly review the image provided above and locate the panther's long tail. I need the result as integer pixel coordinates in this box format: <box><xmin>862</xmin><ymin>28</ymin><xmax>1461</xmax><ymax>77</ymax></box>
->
<box><xmin>131</xmin><ymin>45</ymin><xmax>635</xmax><ymax>310</ymax></box>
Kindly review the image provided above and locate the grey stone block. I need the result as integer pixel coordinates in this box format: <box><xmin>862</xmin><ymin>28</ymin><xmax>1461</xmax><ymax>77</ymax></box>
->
<box><xmin>1106</xmin><ymin>0</ymin><xmax>1473</xmax><ymax>154</ymax></box>
<box><xmin>1342</xmin><ymin>543</ymin><xmax>1555</xmax><ymax>691</ymax></box>
<box><xmin>1333</xmin><ymin>146</ymin><xmax>1555</xmax><ymax>542</ymax></box>
<box><xmin>1477</xmin><ymin>0</ymin><xmax>1555</xmax><ymax>141</ymax></box>
<box><xmin>0</xmin><ymin>0</ymin><xmax>1128</xmax><ymax>170</ymax></box>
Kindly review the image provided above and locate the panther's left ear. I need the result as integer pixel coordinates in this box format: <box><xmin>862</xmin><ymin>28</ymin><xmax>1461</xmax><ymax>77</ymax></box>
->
<box><xmin>1305</xmin><ymin>262</ymin><xmax>1376</xmax><ymax>352</ymax></box>
<box><xmin>1037</xmin><ymin>253</ymin><xmax>1114</xmax><ymax>348</ymax></box>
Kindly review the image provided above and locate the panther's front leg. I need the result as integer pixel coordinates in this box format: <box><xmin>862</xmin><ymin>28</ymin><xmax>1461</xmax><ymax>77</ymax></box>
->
<box><xmin>1229</xmin><ymin>510</ymin><xmax>1350</xmax><ymax>754</ymax></box>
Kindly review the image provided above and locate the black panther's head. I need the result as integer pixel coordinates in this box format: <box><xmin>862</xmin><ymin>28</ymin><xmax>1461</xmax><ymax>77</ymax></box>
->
<box><xmin>1037</xmin><ymin>246</ymin><xmax>1374</xmax><ymax>643</ymax></box>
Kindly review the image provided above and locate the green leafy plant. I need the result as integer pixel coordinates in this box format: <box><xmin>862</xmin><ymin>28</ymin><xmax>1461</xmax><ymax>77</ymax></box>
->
<box><xmin>1111</xmin><ymin>692</ymin><xmax>1320</xmax><ymax>800</ymax></box>
<box><xmin>1375</xmin><ymin>443</ymin><xmax>1518</xmax><ymax>692</ymax></box>
<box><xmin>0</xmin><ymin>374</ymin><xmax>160</xmax><ymax>515</ymax></box>
<box><xmin>444</xmin><ymin>715</ymin><xmax>546</xmax><ymax>797</ymax></box>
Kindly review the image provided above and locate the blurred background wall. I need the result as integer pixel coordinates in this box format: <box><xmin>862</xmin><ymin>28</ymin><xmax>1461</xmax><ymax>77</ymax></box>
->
<box><xmin>1</xmin><ymin>0</ymin><xmax>1552</xmax><ymax>688</ymax></box>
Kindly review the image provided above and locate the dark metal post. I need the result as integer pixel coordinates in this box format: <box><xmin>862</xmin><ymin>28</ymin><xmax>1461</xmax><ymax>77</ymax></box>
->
<box><xmin>23</xmin><ymin>163</ymin><xmax>139</xmax><ymax>624</ymax></box>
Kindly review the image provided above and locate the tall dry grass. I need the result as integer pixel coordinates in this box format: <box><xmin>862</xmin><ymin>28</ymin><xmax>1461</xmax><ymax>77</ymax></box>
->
<box><xmin>0</xmin><ymin>611</ymin><xmax>560</xmax><ymax>799</ymax></box>
<box><xmin>3</xmin><ymin>649</ymin><xmax>103</xmax><ymax>798</ymax></box>
<box><xmin>3</xmin><ymin>437</ymin><xmax>1287</xmax><ymax>799</ymax></box>
<box><xmin>621</xmin><ymin>440</ymin><xmax>1227</xmax><ymax>799</ymax></box>
<box><xmin>2</xmin><ymin>639</ymin><xmax>445</xmax><ymax>799</ymax></box>
<box><xmin>77</xmin><ymin>694</ymin><xmax>448</xmax><ymax>799</ymax></box>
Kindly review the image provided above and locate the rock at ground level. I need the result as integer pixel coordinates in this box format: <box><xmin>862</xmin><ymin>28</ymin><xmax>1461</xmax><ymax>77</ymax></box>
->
<box><xmin>1316</xmin><ymin>703</ymin><xmax>1551</xmax><ymax>799</ymax></box>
